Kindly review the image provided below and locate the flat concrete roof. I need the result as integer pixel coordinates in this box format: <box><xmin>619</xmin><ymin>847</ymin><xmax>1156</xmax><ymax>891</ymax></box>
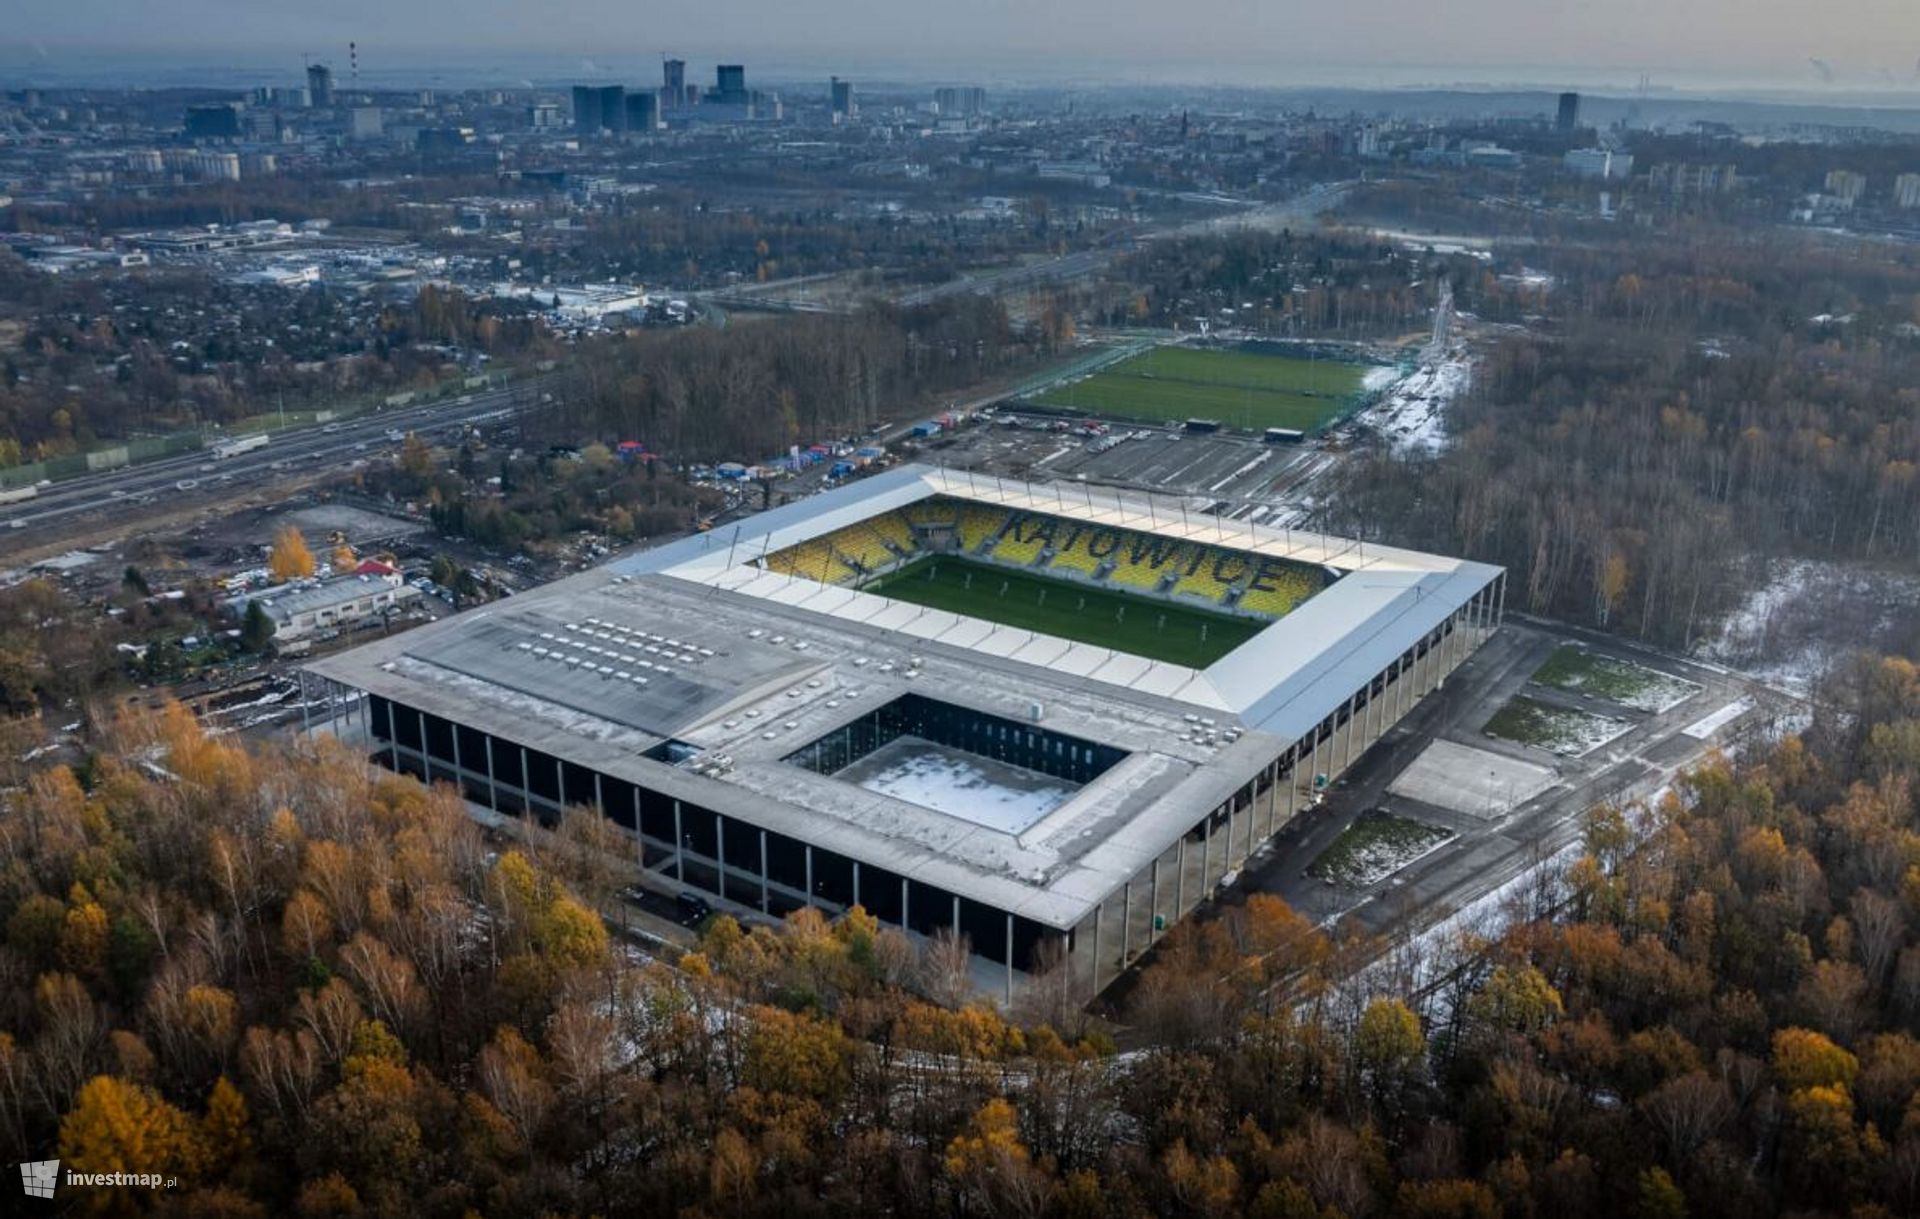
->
<box><xmin>308</xmin><ymin>464</ymin><xmax>1500</xmax><ymax>929</ymax></box>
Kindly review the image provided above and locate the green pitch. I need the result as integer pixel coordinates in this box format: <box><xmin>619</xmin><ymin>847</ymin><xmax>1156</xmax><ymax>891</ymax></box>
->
<box><xmin>1031</xmin><ymin>345</ymin><xmax>1377</xmax><ymax>432</ymax></box>
<box><xmin>865</xmin><ymin>556</ymin><xmax>1265</xmax><ymax>668</ymax></box>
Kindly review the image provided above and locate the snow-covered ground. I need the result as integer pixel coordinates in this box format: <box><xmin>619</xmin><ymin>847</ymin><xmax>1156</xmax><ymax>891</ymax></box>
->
<box><xmin>1484</xmin><ymin>697</ymin><xmax>1633</xmax><ymax>757</ymax></box>
<box><xmin>1356</xmin><ymin>353</ymin><xmax>1472</xmax><ymax>456</ymax></box>
<box><xmin>1699</xmin><ymin>557</ymin><xmax>1920</xmax><ymax>698</ymax></box>
<box><xmin>841</xmin><ymin>737</ymin><xmax>1076</xmax><ymax>832</ymax></box>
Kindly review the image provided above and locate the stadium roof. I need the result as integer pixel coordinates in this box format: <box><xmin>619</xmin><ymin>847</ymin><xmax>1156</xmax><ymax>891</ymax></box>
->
<box><xmin>308</xmin><ymin>464</ymin><xmax>1499</xmax><ymax>929</ymax></box>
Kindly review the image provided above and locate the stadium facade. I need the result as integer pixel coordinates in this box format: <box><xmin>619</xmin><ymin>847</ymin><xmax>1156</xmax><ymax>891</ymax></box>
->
<box><xmin>303</xmin><ymin>466</ymin><xmax>1505</xmax><ymax>1002</ymax></box>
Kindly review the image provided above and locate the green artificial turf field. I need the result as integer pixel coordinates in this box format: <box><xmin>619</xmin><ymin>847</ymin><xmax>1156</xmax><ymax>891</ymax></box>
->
<box><xmin>1031</xmin><ymin>345</ymin><xmax>1378</xmax><ymax>432</ymax></box>
<box><xmin>864</xmin><ymin>556</ymin><xmax>1264</xmax><ymax>668</ymax></box>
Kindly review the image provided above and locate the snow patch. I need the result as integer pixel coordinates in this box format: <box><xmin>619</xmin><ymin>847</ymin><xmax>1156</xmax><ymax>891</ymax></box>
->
<box><xmin>1699</xmin><ymin>557</ymin><xmax>1920</xmax><ymax>698</ymax></box>
<box><xmin>1357</xmin><ymin>354</ymin><xmax>1471</xmax><ymax>456</ymax></box>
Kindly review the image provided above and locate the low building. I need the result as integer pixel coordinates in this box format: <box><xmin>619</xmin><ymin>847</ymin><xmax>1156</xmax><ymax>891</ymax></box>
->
<box><xmin>1563</xmin><ymin>148</ymin><xmax>1632</xmax><ymax>180</ymax></box>
<box><xmin>225</xmin><ymin>560</ymin><xmax>419</xmax><ymax>648</ymax></box>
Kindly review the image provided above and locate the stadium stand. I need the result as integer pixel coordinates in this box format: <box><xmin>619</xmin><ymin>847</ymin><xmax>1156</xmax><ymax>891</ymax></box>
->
<box><xmin>761</xmin><ymin>497</ymin><xmax>1328</xmax><ymax>619</ymax></box>
<box><xmin>1045</xmin><ymin>535</ymin><xmax>1105</xmax><ymax>577</ymax></box>
<box><xmin>1171</xmin><ymin>562</ymin><xmax>1234</xmax><ymax>605</ymax></box>
<box><xmin>1237</xmin><ymin>565</ymin><xmax>1323</xmax><ymax>617</ymax></box>
<box><xmin>1105</xmin><ymin>544</ymin><xmax>1181</xmax><ymax>593</ymax></box>
<box><xmin>832</xmin><ymin>521</ymin><xmax>906</xmax><ymax>576</ymax></box>
<box><xmin>958</xmin><ymin>504</ymin><xmax>1014</xmax><ymax>554</ymax></box>
<box><xmin>765</xmin><ymin>537</ymin><xmax>842</xmax><ymax>584</ymax></box>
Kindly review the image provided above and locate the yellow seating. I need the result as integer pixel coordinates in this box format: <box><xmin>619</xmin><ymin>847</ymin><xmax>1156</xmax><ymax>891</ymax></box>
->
<box><xmin>957</xmin><ymin>505</ymin><xmax>1011</xmax><ymax>553</ymax></box>
<box><xmin>765</xmin><ymin>538</ymin><xmax>839</xmax><ymax>584</ymax></box>
<box><xmin>833</xmin><ymin>527</ymin><xmax>897</xmax><ymax>576</ymax></box>
<box><xmin>990</xmin><ymin>515</ymin><xmax>1047</xmax><ymax>565</ymax></box>
<box><xmin>765</xmin><ymin>497</ymin><xmax>1325</xmax><ymax>617</ymax></box>
<box><xmin>1172</xmin><ymin>566</ymin><xmax>1232</xmax><ymax>605</ymax></box>
<box><xmin>1047</xmin><ymin>540</ymin><xmax>1103</xmax><ymax>576</ymax></box>
<box><xmin>1238</xmin><ymin>566</ymin><xmax>1321</xmax><ymax>617</ymax></box>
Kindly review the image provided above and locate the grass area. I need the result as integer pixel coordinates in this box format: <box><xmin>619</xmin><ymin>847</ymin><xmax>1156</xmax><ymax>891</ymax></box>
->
<box><xmin>1308</xmin><ymin>810</ymin><xmax>1455</xmax><ymax>887</ymax></box>
<box><xmin>1531</xmin><ymin>645</ymin><xmax>1700</xmax><ymax>713</ymax></box>
<box><xmin>864</xmin><ymin>556</ymin><xmax>1264</xmax><ymax>668</ymax></box>
<box><xmin>1482</xmin><ymin>695</ymin><xmax>1633</xmax><ymax>757</ymax></box>
<box><xmin>1030</xmin><ymin>345</ymin><xmax>1376</xmax><ymax>432</ymax></box>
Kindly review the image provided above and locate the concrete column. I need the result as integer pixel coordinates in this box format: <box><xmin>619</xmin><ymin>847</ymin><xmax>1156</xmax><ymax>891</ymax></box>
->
<box><xmin>519</xmin><ymin>747</ymin><xmax>531</xmax><ymax>815</ymax></box>
<box><xmin>555</xmin><ymin>756</ymin><xmax>566</xmax><ymax>807</ymax></box>
<box><xmin>1200</xmin><ymin>813</ymin><xmax>1213</xmax><ymax>895</ymax></box>
<box><xmin>1175</xmin><ymin>833</ymin><xmax>1186</xmax><ymax>915</ymax></box>
<box><xmin>759</xmin><ymin>832</ymin><xmax>770</xmax><ymax>912</ymax></box>
<box><xmin>673</xmin><ymin>800</ymin><xmax>685</xmax><ymax>883</ymax></box>
<box><xmin>804</xmin><ymin>846</ymin><xmax>814</xmax><ymax>908</ymax></box>
<box><xmin>1148</xmin><ymin>855</ymin><xmax>1160</xmax><ymax>946</ymax></box>
<box><xmin>483</xmin><ymin>735</ymin><xmax>499</xmax><ymax>812</ymax></box>
<box><xmin>851</xmin><ymin>861</ymin><xmax>860</xmax><ymax>909</ymax></box>
<box><xmin>449</xmin><ymin>725</ymin><xmax>462</xmax><ymax>790</ymax></box>
<box><xmin>1340</xmin><ymin>692</ymin><xmax>1357</xmax><ymax>773</ymax></box>
<box><xmin>1284</xmin><ymin>752</ymin><xmax>1298</xmax><ymax>822</ymax></box>
<box><xmin>594</xmin><ymin>772</ymin><xmax>604</xmax><ymax>814</ymax></box>
<box><xmin>1090</xmin><ymin>898</ymin><xmax>1103</xmax><ymax>997</ymax></box>
<box><xmin>717</xmin><ymin>814</ymin><xmax>727</xmax><ymax>895</ymax></box>
<box><xmin>1005</xmin><ymin>913</ymin><xmax>1015</xmax><ymax>1005</ymax></box>
<box><xmin>952</xmin><ymin>894</ymin><xmax>961</xmax><ymax>934</ymax></box>
<box><xmin>1225</xmin><ymin>798</ymin><xmax>1237</xmax><ymax>873</ymax></box>
<box><xmin>1120</xmin><ymin>872</ymin><xmax>1133</xmax><ymax>966</ymax></box>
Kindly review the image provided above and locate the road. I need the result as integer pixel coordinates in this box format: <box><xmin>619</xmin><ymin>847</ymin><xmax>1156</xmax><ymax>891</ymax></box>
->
<box><xmin>0</xmin><ymin>379</ymin><xmax>549</xmax><ymax>555</ymax></box>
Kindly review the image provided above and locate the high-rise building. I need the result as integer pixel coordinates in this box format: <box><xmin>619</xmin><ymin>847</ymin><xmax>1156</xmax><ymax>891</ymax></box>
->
<box><xmin>624</xmin><ymin>90</ymin><xmax>661</xmax><ymax>132</ymax></box>
<box><xmin>831</xmin><ymin>76</ymin><xmax>855</xmax><ymax>120</ymax></box>
<box><xmin>1825</xmin><ymin>169</ymin><xmax>1868</xmax><ymax>204</ymax></box>
<box><xmin>572</xmin><ymin>85</ymin><xmax>602</xmax><ymax>134</ymax></box>
<box><xmin>349</xmin><ymin>107</ymin><xmax>383</xmax><ymax>139</ymax></box>
<box><xmin>1555</xmin><ymin>91</ymin><xmax>1580</xmax><ymax>132</ymax></box>
<box><xmin>307</xmin><ymin>63</ymin><xmax>334</xmax><ymax>108</ymax></box>
<box><xmin>185</xmin><ymin>102</ymin><xmax>243</xmax><ymax>139</ymax></box>
<box><xmin>714</xmin><ymin>64</ymin><xmax>748</xmax><ymax>102</ymax></box>
<box><xmin>528</xmin><ymin>102</ymin><xmax>560</xmax><ymax>129</ymax></box>
<box><xmin>934</xmin><ymin>86</ymin><xmax>986</xmax><ymax>117</ymax></box>
<box><xmin>595</xmin><ymin>85</ymin><xmax>627</xmax><ymax>132</ymax></box>
<box><xmin>1896</xmin><ymin>173</ymin><xmax>1920</xmax><ymax>209</ymax></box>
<box><xmin>663</xmin><ymin>58</ymin><xmax>686</xmax><ymax>107</ymax></box>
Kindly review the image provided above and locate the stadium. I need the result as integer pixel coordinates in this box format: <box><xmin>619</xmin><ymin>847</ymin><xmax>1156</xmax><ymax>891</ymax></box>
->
<box><xmin>303</xmin><ymin>465</ymin><xmax>1505</xmax><ymax>1003</ymax></box>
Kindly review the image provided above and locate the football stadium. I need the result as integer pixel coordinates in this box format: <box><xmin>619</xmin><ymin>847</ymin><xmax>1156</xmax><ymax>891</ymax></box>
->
<box><xmin>303</xmin><ymin>465</ymin><xmax>1505</xmax><ymax>1003</ymax></box>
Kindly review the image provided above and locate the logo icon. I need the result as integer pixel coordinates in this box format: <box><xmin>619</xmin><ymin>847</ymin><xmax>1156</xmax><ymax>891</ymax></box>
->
<box><xmin>20</xmin><ymin>1159</ymin><xmax>58</xmax><ymax>1199</ymax></box>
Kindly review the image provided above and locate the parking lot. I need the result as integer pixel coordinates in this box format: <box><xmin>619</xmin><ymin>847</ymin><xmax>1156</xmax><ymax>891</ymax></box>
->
<box><xmin>1226</xmin><ymin>619</ymin><xmax>1800</xmax><ymax>946</ymax></box>
<box><xmin>916</xmin><ymin>413</ymin><xmax>1325</xmax><ymax>512</ymax></box>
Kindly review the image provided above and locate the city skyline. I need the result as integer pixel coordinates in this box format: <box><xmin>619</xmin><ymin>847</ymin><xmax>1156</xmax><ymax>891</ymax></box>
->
<box><xmin>5</xmin><ymin>0</ymin><xmax>1920</xmax><ymax>95</ymax></box>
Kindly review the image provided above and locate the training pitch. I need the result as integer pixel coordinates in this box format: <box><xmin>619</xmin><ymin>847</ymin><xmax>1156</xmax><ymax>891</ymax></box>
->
<box><xmin>865</xmin><ymin>556</ymin><xmax>1264</xmax><ymax>667</ymax></box>
<box><xmin>1030</xmin><ymin>344</ymin><xmax>1379</xmax><ymax>432</ymax></box>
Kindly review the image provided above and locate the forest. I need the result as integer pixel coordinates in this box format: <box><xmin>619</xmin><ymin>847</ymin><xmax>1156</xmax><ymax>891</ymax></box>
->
<box><xmin>1325</xmin><ymin>224</ymin><xmax>1920</xmax><ymax>648</ymax></box>
<box><xmin>541</xmin><ymin>294</ymin><xmax>1036</xmax><ymax>461</ymax></box>
<box><xmin>1</xmin><ymin>655</ymin><xmax>1919</xmax><ymax>1217</ymax></box>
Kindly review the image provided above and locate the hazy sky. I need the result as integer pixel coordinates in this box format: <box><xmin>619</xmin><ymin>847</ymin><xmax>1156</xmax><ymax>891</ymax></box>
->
<box><xmin>6</xmin><ymin>0</ymin><xmax>1919</xmax><ymax>88</ymax></box>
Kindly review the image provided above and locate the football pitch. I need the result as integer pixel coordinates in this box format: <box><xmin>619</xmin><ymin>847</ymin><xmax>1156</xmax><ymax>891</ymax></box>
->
<box><xmin>1030</xmin><ymin>345</ymin><xmax>1378</xmax><ymax>432</ymax></box>
<box><xmin>864</xmin><ymin>556</ymin><xmax>1265</xmax><ymax>668</ymax></box>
